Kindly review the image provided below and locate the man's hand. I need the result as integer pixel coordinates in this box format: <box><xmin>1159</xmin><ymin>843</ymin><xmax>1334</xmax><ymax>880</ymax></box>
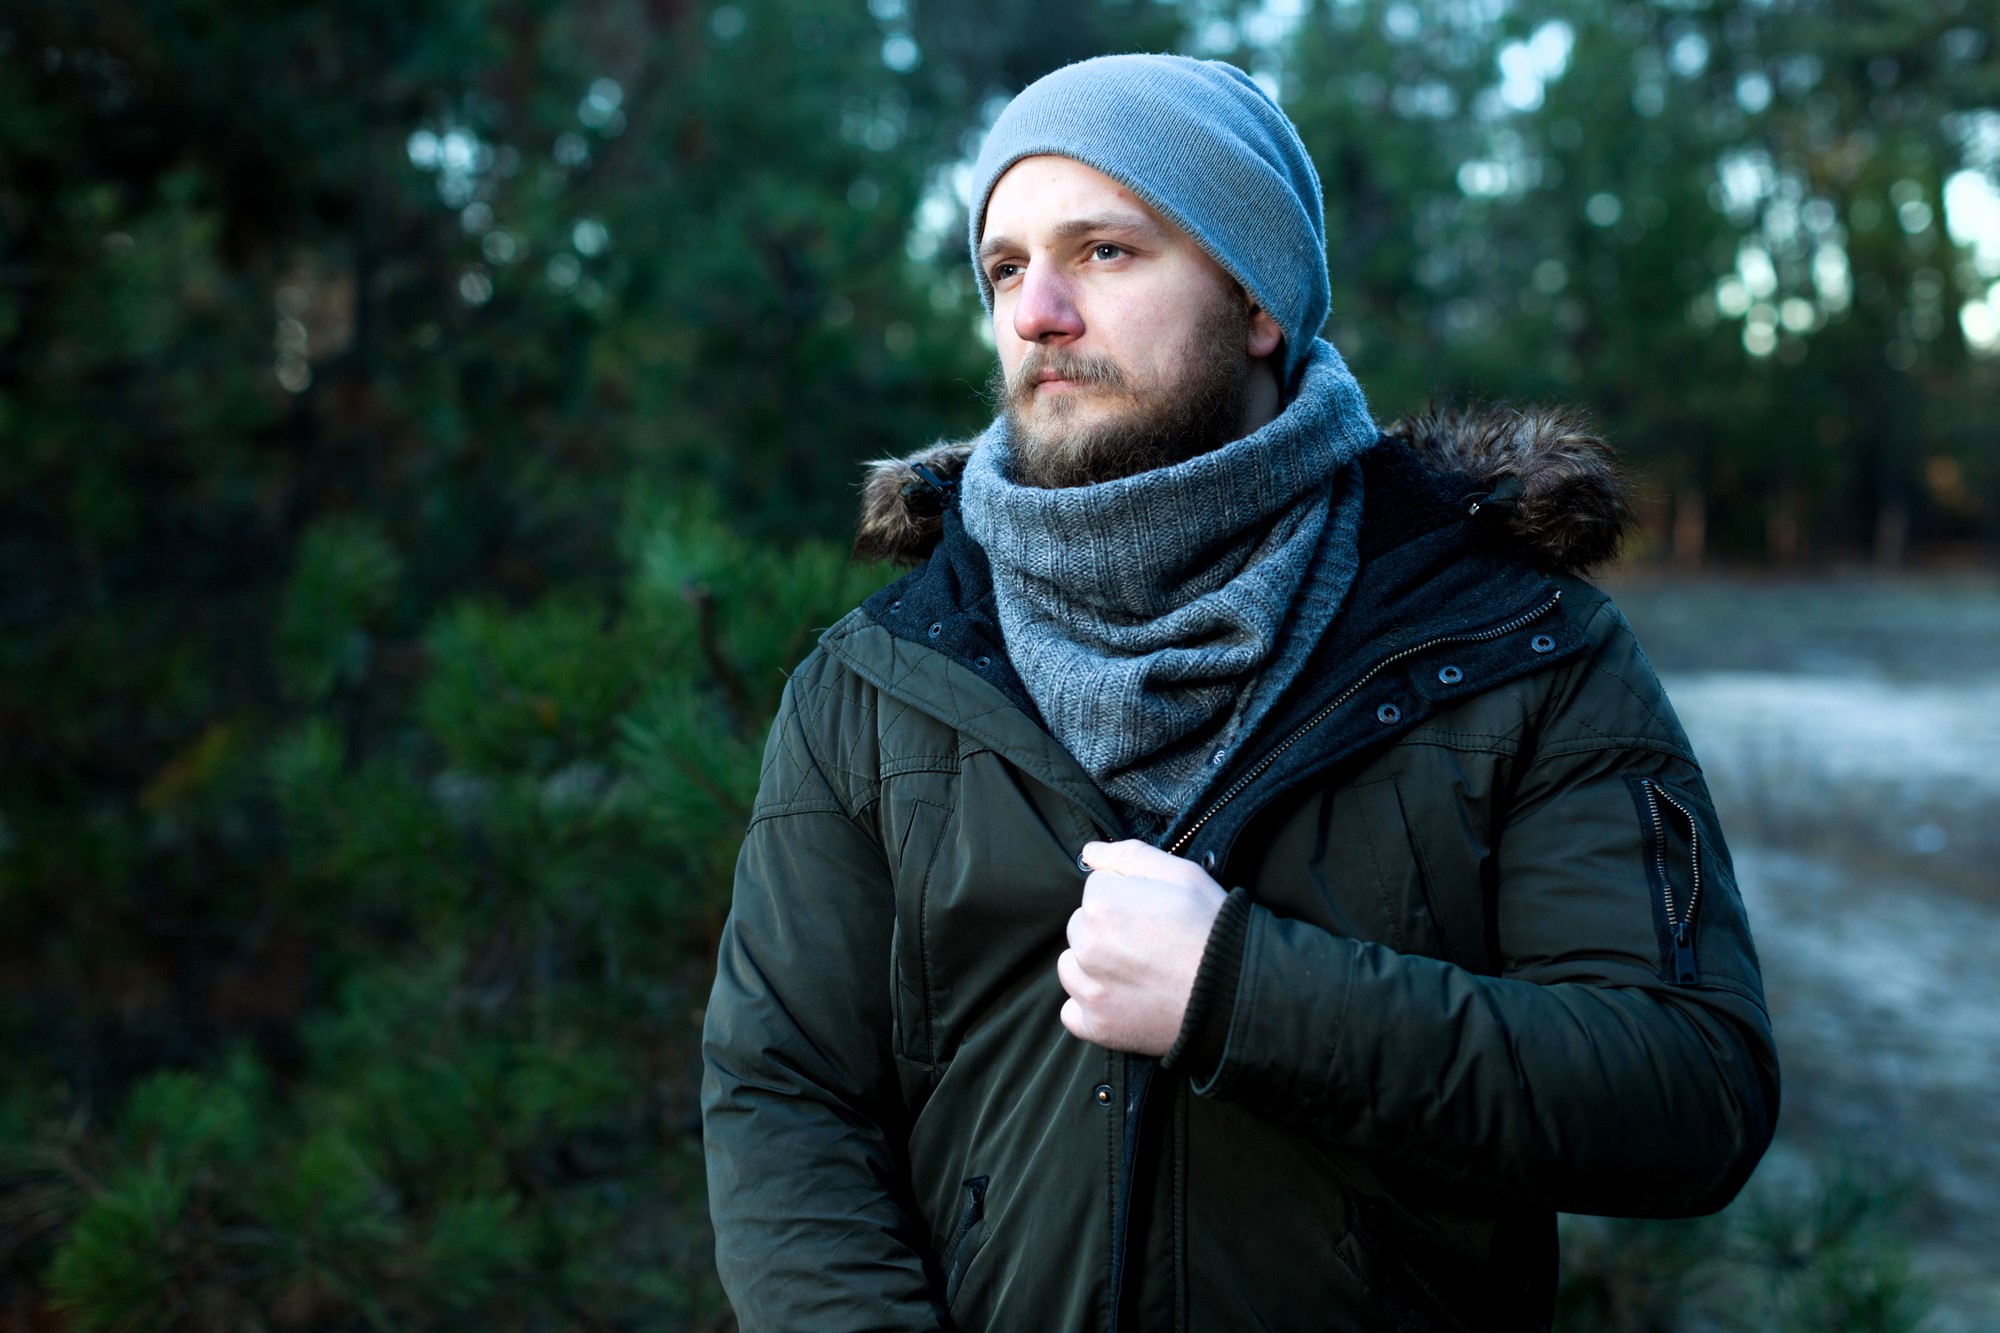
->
<box><xmin>1058</xmin><ymin>840</ymin><xmax>1228</xmax><ymax>1056</ymax></box>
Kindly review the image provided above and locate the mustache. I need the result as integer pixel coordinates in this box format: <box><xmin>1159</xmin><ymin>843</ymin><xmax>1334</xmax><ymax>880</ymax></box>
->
<box><xmin>997</xmin><ymin>346</ymin><xmax>1130</xmax><ymax>408</ymax></box>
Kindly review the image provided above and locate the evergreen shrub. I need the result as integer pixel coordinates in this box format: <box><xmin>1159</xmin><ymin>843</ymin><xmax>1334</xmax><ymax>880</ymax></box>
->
<box><xmin>13</xmin><ymin>504</ymin><xmax>887</xmax><ymax>1328</ymax></box>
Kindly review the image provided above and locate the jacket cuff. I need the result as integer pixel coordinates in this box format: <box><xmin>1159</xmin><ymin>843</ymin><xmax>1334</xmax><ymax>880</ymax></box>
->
<box><xmin>1162</xmin><ymin>887</ymin><xmax>1252</xmax><ymax>1081</ymax></box>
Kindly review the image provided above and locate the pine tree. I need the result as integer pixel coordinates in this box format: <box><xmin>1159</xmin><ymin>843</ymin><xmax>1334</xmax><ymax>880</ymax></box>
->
<box><xmin>21</xmin><ymin>502</ymin><xmax>888</xmax><ymax>1327</ymax></box>
<box><xmin>0</xmin><ymin>0</ymin><xmax>1170</xmax><ymax>1319</ymax></box>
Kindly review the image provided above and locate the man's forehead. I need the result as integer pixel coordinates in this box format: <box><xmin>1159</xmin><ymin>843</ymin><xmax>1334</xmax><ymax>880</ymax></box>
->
<box><xmin>980</xmin><ymin>155</ymin><xmax>1171</xmax><ymax>243</ymax></box>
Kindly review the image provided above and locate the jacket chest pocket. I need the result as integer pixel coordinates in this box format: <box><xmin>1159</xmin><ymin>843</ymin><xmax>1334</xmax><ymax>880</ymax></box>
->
<box><xmin>1288</xmin><ymin>777</ymin><xmax>1486</xmax><ymax>970</ymax></box>
<box><xmin>885</xmin><ymin>756</ymin><xmax>1102</xmax><ymax>1077</ymax></box>
<box><xmin>888</xmin><ymin>797</ymin><xmax>953</xmax><ymax>1070</ymax></box>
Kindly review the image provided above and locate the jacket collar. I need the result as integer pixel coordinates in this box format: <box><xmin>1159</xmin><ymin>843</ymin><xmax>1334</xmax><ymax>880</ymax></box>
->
<box><xmin>823</xmin><ymin>437</ymin><xmax>1585</xmax><ymax>847</ymax></box>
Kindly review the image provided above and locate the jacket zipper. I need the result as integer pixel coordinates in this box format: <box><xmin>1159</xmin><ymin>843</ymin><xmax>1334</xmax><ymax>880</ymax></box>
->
<box><xmin>1165</xmin><ymin>591</ymin><xmax>1563</xmax><ymax>857</ymax></box>
<box><xmin>1640</xmin><ymin>778</ymin><xmax>1702</xmax><ymax>983</ymax></box>
<box><xmin>1113</xmin><ymin>588</ymin><xmax>1556</xmax><ymax>1321</ymax></box>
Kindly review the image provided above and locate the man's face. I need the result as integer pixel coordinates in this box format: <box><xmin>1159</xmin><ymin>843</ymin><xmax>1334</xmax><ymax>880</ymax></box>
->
<box><xmin>978</xmin><ymin>155</ymin><xmax>1282</xmax><ymax>489</ymax></box>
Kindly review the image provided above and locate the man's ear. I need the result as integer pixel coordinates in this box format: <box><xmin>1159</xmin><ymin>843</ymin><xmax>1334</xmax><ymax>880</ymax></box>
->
<box><xmin>1247</xmin><ymin>304</ymin><xmax>1283</xmax><ymax>359</ymax></box>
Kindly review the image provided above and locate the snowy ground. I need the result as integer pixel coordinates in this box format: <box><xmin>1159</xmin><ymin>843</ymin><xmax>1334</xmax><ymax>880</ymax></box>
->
<box><xmin>1612</xmin><ymin>575</ymin><xmax>2000</xmax><ymax>1326</ymax></box>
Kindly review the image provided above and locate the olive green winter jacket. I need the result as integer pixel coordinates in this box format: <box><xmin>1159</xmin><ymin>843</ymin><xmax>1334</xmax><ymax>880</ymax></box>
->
<box><xmin>701</xmin><ymin>410</ymin><xmax>1779</xmax><ymax>1332</ymax></box>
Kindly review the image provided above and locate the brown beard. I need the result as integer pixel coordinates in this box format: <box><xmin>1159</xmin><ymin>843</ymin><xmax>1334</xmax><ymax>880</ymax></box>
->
<box><xmin>990</xmin><ymin>290</ymin><xmax>1254</xmax><ymax>490</ymax></box>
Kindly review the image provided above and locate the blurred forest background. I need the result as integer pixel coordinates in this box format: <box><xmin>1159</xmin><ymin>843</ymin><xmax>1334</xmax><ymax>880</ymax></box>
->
<box><xmin>3</xmin><ymin>0</ymin><xmax>1996</xmax><ymax>1327</ymax></box>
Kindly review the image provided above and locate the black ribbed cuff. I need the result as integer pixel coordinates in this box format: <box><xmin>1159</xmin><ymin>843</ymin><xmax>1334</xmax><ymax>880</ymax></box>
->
<box><xmin>1162</xmin><ymin>887</ymin><xmax>1252</xmax><ymax>1082</ymax></box>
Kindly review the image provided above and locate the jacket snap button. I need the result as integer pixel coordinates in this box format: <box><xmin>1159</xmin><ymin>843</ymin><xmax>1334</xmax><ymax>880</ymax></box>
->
<box><xmin>1093</xmin><ymin>1083</ymin><xmax>1113</xmax><ymax>1106</ymax></box>
<box><xmin>1531</xmin><ymin>633</ymin><xmax>1556</xmax><ymax>653</ymax></box>
<box><xmin>928</xmin><ymin>622</ymin><xmax>943</xmax><ymax>638</ymax></box>
<box><xmin>1438</xmin><ymin>665</ymin><xmax>1463</xmax><ymax>685</ymax></box>
<box><xmin>975</xmin><ymin>655</ymin><xmax>991</xmax><ymax>668</ymax></box>
<box><xmin>889</xmin><ymin>599</ymin><xmax>901</xmax><ymax>613</ymax></box>
<box><xmin>1376</xmin><ymin>702</ymin><xmax>1402</xmax><ymax>725</ymax></box>
<box><xmin>1201</xmin><ymin>850</ymin><xmax>1219</xmax><ymax>875</ymax></box>
<box><xmin>1077</xmin><ymin>850</ymin><xmax>1091</xmax><ymax>874</ymax></box>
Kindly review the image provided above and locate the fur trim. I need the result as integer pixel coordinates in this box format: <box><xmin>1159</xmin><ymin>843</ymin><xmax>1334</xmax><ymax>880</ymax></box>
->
<box><xmin>852</xmin><ymin>404</ymin><xmax>1633</xmax><ymax>573</ymax></box>
<box><xmin>853</xmin><ymin>440</ymin><xmax>974</xmax><ymax>565</ymax></box>
<box><xmin>1381</xmin><ymin>402</ymin><xmax>1633</xmax><ymax>574</ymax></box>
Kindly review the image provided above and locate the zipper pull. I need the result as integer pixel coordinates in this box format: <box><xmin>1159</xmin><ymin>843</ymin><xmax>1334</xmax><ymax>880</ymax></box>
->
<box><xmin>910</xmin><ymin>462</ymin><xmax>955</xmax><ymax>500</ymax></box>
<box><xmin>1672</xmin><ymin>921</ymin><xmax>1697</xmax><ymax>985</ymax></box>
<box><xmin>1464</xmin><ymin>472</ymin><xmax>1526</xmax><ymax>521</ymax></box>
<box><xmin>898</xmin><ymin>461</ymin><xmax>955</xmax><ymax>521</ymax></box>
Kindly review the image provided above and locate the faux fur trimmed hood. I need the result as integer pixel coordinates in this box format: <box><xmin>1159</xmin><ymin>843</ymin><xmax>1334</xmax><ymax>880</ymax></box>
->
<box><xmin>853</xmin><ymin>404</ymin><xmax>1634</xmax><ymax>575</ymax></box>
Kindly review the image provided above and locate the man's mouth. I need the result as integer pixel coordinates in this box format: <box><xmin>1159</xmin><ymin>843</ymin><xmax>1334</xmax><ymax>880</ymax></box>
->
<box><xmin>1010</xmin><ymin>353</ymin><xmax>1122</xmax><ymax>407</ymax></box>
<box><xmin>1033</xmin><ymin>365</ymin><xmax>1099</xmax><ymax>391</ymax></box>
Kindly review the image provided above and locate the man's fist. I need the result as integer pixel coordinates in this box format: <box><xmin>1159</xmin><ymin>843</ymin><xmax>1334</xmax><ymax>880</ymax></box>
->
<box><xmin>1057</xmin><ymin>840</ymin><xmax>1228</xmax><ymax>1056</ymax></box>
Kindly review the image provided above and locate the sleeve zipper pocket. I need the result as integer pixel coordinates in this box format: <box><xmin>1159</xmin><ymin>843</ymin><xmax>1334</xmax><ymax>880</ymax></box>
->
<box><xmin>1633</xmin><ymin>777</ymin><xmax>1703</xmax><ymax>985</ymax></box>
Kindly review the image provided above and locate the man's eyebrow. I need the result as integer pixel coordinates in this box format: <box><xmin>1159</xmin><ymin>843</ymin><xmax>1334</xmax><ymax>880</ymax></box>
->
<box><xmin>977</xmin><ymin>213</ymin><xmax>1167</xmax><ymax>264</ymax></box>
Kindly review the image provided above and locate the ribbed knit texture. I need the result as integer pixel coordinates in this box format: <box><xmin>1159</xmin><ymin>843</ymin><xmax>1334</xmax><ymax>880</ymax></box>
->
<box><xmin>959</xmin><ymin>339</ymin><xmax>1377</xmax><ymax>835</ymax></box>
<box><xmin>968</xmin><ymin>53</ymin><xmax>1329</xmax><ymax>388</ymax></box>
<box><xmin>1162</xmin><ymin>887</ymin><xmax>1253</xmax><ymax>1082</ymax></box>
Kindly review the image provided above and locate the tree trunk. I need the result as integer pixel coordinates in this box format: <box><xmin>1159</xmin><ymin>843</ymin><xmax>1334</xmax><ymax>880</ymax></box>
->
<box><xmin>1673</xmin><ymin>484</ymin><xmax>1706</xmax><ymax>570</ymax></box>
<box><xmin>1767</xmin><ymin>485</ymin><xmax>1801</xmax><ymax>564</ymax></box>
<box><xmin>1872</xmin><ymin>498</ymin><xmax>1909</xmax><ymax>569</ymax></box>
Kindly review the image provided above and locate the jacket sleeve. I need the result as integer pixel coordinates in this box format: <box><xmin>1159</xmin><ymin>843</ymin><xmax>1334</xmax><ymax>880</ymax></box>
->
<box><xmin>1167</xmin><ymin>594</ymin><xmax>1780</xmax><ymax>1218</ymax></box>
<box><xmin>701</xmin><ymin>659</ymin><xmax>949</xmax><ymax>1332</ymax></box>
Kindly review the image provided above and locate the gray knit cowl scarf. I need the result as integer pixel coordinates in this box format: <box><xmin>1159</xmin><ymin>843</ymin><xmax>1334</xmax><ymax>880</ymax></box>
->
<box><xmin>959</xmin><ymin>338</ymin><xmax>1379</xmax><ymax>839</ymax></box>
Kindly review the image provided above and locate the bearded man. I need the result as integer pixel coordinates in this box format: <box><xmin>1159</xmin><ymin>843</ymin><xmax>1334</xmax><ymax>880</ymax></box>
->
<box><xmin>701</xmin><ymin>54</ymin><xmax>1778</xmax><ymax>1332</ymax></box>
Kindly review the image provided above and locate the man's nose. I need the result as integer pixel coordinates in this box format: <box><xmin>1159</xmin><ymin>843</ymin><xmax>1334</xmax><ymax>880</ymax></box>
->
<box><xmin>1011</xmin><ymin>263</ymin><xmax>1084</xmax><ymax>345</ymax></box>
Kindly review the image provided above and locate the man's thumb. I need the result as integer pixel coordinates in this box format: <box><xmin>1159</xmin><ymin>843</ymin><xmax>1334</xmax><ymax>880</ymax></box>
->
<box><xmin>1080</xmin><ymin>838</ymin><xmax>1176</xmax><ymax>878</ymax></box>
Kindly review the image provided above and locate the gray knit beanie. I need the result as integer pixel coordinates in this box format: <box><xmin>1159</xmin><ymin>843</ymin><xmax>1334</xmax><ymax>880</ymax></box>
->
<box><xmin>968</xmin><ymin>53</ymin><xmax>1329</xmax><ymax>386</ymax></box>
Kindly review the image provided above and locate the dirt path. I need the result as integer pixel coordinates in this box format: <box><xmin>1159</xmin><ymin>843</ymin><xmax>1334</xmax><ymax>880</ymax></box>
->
<box><xmin>1592</xmin><ymin>575</ymin><xmax>2000</xmax><ymax>1322</ymax></box>
<box><xmin>1727</xmin><ymin>841</ymin><xmax>2000</xmax><ymax>1323</ymax></box>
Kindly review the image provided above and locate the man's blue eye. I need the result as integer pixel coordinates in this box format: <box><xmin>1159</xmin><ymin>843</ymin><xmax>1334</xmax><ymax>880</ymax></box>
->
<box><xmin>1093</xmin><ymin>244</ymin><xmax>1123</xmax><ymax>260</ymax></box>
